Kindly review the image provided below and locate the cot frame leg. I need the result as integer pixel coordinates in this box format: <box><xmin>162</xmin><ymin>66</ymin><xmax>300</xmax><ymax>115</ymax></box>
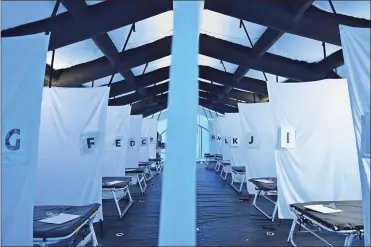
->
<box><xmin>138</xmin><ymin>173</ymin><xmax>148</xmax><ymax>194</ymax></box>
<box><xmin>111</xmin><ymin>190</ymin><xmax>122</xmax><ymax>218</ymax></box>
<box><xmin>230</xmin><ymin>172</ymin><xmax>246</xmax><ymax>193</ymax></box>
<box><xmin>252</xmin><ymin>189</ymin><xmax>278</xmax><ymax>221</ymax></box>
<box><xmin>89</xmin><ymin>223</ymin><xmax>99</xmax><ymax>247</ymax></box>
<box><xmin>220</xmin><ymin>165</ymin><xmax>230</xmax><ymax>181</ymax></box>
<box><xmin>287</xmin><ymin>219</ymin><xmax>298</xmax><ymax>246</ymax></box>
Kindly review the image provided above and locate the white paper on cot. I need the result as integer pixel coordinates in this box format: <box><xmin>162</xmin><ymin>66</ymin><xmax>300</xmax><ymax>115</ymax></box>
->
<box><xmin>106</xmin><ymin>180</ymin><xmax>124</xmax><ymax>186</ymax></box>
<box><xmin>39</xmin><ymin>213</ymin><xmax>81</xmax><ymax>224</ymax></box>
<box><xmin>303</xmin><ymin>205</ymin><xmax>343</xmax><ymax>214</ymax></box>
<box><xmin>256</xmin><ymin>179</ymin><xmax>275</xmax><ymax>184</ymax></box>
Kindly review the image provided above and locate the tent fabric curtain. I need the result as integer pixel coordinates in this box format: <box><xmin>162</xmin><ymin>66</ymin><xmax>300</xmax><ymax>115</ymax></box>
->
<box><xmin>2</xmin><ymin>33</ymin><xmax>50</xmax><ymax>246</ymax></box>
<box><xmin>267</xmin><ymin>78</ymin><xmax>362</xmax><ymax>219</ymax></box>
<box><xmin>219</xmin><ymin>113</ymin><xmax>247</xmax><ymax>183</ymax></box>
<box><xmin>340</xmin><ymin>25</ymin><xmax>370</xmax><ymax>246</ymax></box>
<box><xmin>125</xmin><ymin>115</ymin><xmax>143</xmax><ymax>168</ymax></box>
<box><xmin>208</xmin><ymin>119</ymin><xmax>217</xmax><ymax>154</ymax></box>
<box><xmin>140</xmin><ymin>118</ymin><xmax>158</xmax><ymax>161</ymax></box>
<box><xmin>101</xmin><ymin>105</ymin><xmax>131</xmax><ymax>177</ymax></box>
<box><xmin>238</xmin><ymin>103</ymin><xmax>277</xmax><ymax>193</ymax></box>
<box><xmin>35</xmin><ymin>87</ymin><xmax>109</xmax><ymax>222</ymax></box>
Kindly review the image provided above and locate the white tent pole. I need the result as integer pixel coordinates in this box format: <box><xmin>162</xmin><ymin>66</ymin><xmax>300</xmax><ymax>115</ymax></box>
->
<box><xmin>158</xmin><ymin>1</ymin><xmax>203</xmax><ymax>246</ymax></box>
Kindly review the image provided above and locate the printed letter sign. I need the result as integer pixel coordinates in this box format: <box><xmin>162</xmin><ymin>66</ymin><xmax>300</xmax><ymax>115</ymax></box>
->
<box><xmin>246</xmin><ymin>132</ymin><xmax>260</xmax><ymax>149</ymax></box>
<box><xmin>231</xmin><ymin>136</ymin><xmax>239</xmax><ymax>147</ymax></box>
<box><xmin>80</xmin><ymin>132</ymin><xmax>99</xmax><ymax>155</ymax></box>
<box><xmin>280</xmin><ymin>126</ymin><xmax>296</xmax><ymax>149</ymax></box>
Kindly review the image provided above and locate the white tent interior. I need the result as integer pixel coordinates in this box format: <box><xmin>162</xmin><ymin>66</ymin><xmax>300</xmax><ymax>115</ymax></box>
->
<box><xmin>1</xmin><ymin>1</ymin><xmax>370</xmax><ymax>246</ymax></box>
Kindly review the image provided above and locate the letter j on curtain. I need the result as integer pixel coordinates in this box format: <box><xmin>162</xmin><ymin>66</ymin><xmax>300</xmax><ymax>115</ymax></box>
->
<box><xmin>246</xmin><ymin>132</ymin><xmax>260</xmax><ymax>148</ymax></box>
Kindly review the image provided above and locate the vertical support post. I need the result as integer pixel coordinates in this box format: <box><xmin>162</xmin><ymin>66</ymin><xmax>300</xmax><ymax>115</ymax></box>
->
<box><xmin>158</xmin><ymin>1</ymin><xmax>203</xmax><ymax>246</ymax></box>
<box><xmin>200</xmin><ymin>124</ymin><xmax>203</xmax><ymax>160</ymax></box>
<box><xmin>322</xmin><ymin>42</ymin><xmax>327</xmax><ymax>59</ymax></box>
<box><xmin>49</xmin><ymin>50</ymin><xmax>56</xmax><ymax>88</ymax></box>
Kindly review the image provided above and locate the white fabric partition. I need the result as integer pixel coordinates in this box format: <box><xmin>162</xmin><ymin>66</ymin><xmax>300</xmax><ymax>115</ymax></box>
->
<box><xmin>267</xmin><ymin>79</ymin><xmax>362</xmax><ymax>219</ymax></box>
<box><xmin>340</xmin><ymin>25</ymin><xmax>370</xmax><ymax>246</ymax></box>
<box><xmin>216</xmin><ymin>117</ymin><xmax>232</xmax><ymax>161</ymax></box>
<box><xmin>35</xmin><ymin>87</ymin><xmax>109</xmax><ymax>221</ymax></box>
<box><xmin>208</xmin><ymin>119</ymin><xmax>217</xmax><ymax>154</ymax></box>
<box><xmin>125</xmin><ymin>115</ymin><xmax>143</xmax><ymax>168</ymax></box>
<box><xmin>238</xmin><ymin>103</ymin><xmax>276</xmax><ymax>192</ymax></box>
<box><xmin>216</xmin><ymin>114</ymin><xmax>246</xmax><ymax>182</ymax></box>
<box><xmin>2</xmin><ymin>33</ymin><xmax>50</xmax><ymax>246</ymax></box>
<box><xmin>148</xmin><ymin>119</ymin><xmax>158</xmax><ymax>159</ymax></box>
<box><xmin>101</xmin><ymin>105</ymin><xmax>131</xmax><ymax>177</ymax></box>
<box><xmin>139</xmin><ymin>118</ymin><xmax>158</xmax><ymax>161</ymax></box>
<box><xmin>213</xmin><ymin>118</ymin><xmax>223</xmax><ymax>155</ymax></box>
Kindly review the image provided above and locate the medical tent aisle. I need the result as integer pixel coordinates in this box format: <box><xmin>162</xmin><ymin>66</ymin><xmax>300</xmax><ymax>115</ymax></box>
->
<box><xmin>1</xmin><ymin>1</ymin><xmax>370</xmax><ymax>247</ymax></box>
